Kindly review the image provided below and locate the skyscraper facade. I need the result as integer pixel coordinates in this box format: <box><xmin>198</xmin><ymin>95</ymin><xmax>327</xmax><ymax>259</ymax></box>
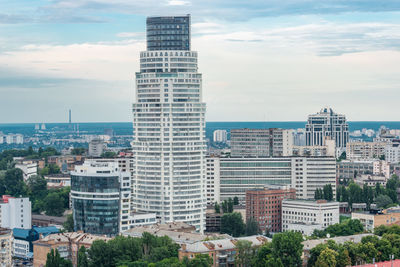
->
<box><xmin>305</xmin><ymin>107</ymin><xmax>349</xmax><ymax>148</ymax></box>
<box><xmin>132</xmin><ymin>15</ymin><xmax>207</xmax><ymax>232</ymax></box>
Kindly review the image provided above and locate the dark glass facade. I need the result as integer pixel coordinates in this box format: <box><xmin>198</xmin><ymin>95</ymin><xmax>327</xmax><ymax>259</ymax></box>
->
<box><xmin>146</xmin><ymin>15</ymin><xmax>190</xmax><ymax>51</ymax></box>
<box><xmin>71</xmin><ymin>174</ymin><xmax>120</xmax><ymax>236</ymax></box>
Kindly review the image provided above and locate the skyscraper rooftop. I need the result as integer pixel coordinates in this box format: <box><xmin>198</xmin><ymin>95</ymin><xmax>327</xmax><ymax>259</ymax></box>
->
<box><xmin>146</xmin><ymin>15</ymin><xmax>190</xmax><ymax>51</ymax></box>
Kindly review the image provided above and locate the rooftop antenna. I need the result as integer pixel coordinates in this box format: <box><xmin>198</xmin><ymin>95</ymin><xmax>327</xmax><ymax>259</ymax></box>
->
<box><xmin>69</xmin><ymin>109</ymin><xmax>72</xmax><ymax>124</ymax></box>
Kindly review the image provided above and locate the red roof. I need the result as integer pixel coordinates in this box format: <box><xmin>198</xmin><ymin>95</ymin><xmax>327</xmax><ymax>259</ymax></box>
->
<box><xmin>1</xmin><ymin>195</ymin><xmax>14</xmax><ymax>203</ymax></box>
<box><xmin>355</xmin><ymin>259</ymin><xmax>400</xmax><ymax>267</ymax></box>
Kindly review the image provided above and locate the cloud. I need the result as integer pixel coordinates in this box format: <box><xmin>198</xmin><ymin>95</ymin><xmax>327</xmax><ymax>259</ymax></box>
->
<box><xmin>116</xmin><ymin>32</ymin><xmax>145</xmax><ymax>39</ymax></box>
<box><xmin>40</xmin><ymin>0</ymin><xmax>400</xmax><ymax>22</ymax></box>
<box><xmin>167</xmin><ymin>0</ymin><xmax>190</xmax><ymax>6</ymax></box>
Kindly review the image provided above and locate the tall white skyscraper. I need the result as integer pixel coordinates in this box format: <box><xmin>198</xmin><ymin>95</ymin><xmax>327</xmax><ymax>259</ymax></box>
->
<box><xmin>131</xmin><ymin>15</ymin><xmax>207</xmax><ymax>232</ymax></box>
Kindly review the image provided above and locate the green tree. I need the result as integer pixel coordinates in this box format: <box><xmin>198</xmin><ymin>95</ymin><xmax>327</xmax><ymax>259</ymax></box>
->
<box><xmin>101</xmin><ymin>152</ymin><xmax>117</xmax><ymax>158</ymax></box>
<box><xmin>375</xmin><ymin>194</ymin><xmax>393</xmax><ymax>208</ymax></box>
<box><xmin>43</xmin><ymin>192</ymin><xmax>65</xmax><ymax>216</ymax></box>
<box><xmin>185</xmin><ymin>254</ymin><xmax>212</xmax><ymax>267</ymax></box>
<box><xmin>221</xmin><ymin>200</ymin><xmax>228</xmax><ymax>213</ymax></box>
<box><xmin>45</xmin><ymin>249</ymin><xmax>73</xmax><ymax>267</ymax></box>
<box><xmin>78</xmin><ymin>246</ymin><xmax>89</xmax><ymax>267</ymax></box>
<box><xmin>63</xmin><ymin>214</ymin><xmax>74</xmax><ymax>232</ymax></box>
<box><xmin>315</xmin><ymin>247</ymin><xmax>338</xmax><ymax>267</ymax></box>
<box><xmin>220</xmin><ymin>212</ymin><xmax>245</xmax><ymax>237</ymax></box>
<box><xmin>233</xmin><ymin>196</ymin><xmax>239</xmax><ymax>205</ymax></box>
<box><xmin>227</xmin><ymin>198</ymin><xmax>234</xmax><ymax>213</ymax></box>
<box><xmin>72</xmin><ymin>147</ymin><xmax>86</xmax><ymax>155</ymax></box>
<box><xmin>323</xmin><ymin>184</ymin><xmax>333</xmax><ymax>201</ymax></box>
<box><xmin>252</xmin><ymin>243</ymin><xmax>273</xmax><ymax>267</ymax></box>
<box><xmin>245</xmin><ymin>217</ymin><xmax>259</xmax><ymax>236</ymax></box>
<box><xmin>338</xmin><ymin>152</ymin><xmax>346</xmax><ymax>161</ymax></box>
<box><xmin>1</xmin><ymin>168</ymin><xmax>28</xmax><ymax>196</ymax></box>
<box><xmin>336</xmin><ymin>248</ymin><xmax>351</xmax><ymax>267</ymax></box>
<box><xmin>272</xmin><ymin>231</ymin><xmax>303</xmax><ymax>267</ymax></box>
<box><xmin>235</xmin><ymin>240</ymin><xmax>254</xmax><ymax>267</ymax></box>
<box><xmin>214</xmin><ymin>202</ymin><xmax>220</xmax><ymax>213</ymax></box>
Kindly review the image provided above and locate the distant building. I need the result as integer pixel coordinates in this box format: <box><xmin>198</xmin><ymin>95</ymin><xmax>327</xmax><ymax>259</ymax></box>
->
<box><xmin>71</xmin><ymin>160</ymin><xmax>131</xmax><ymax>236</ymax></box>
<box><xmin>0</xmin><ymin>196</ymin><xmax>31</xmax><ymax>230</ymax></box>
<box><xmin>246</xmin><ymin>186</ymin><xmax>296</xmax><ymax>233</ymax></box>
<box><xmin>292</xmin><ymin>138</ymin><xmax>336</xmax><ymax>157</ymax></box>
<box><xmin>88</xmin><ymin>138</ymin><xmax>105</xmax><ymax>157</ymax></box>
<box><xmin>306</xmin><ymin>107</ymin><xmax>349</xmax><ymax>148</ymax></box>
<box><xmin>206</xmin><ymin>157</ymin><xmax>220</xmax><ymax>205</ymax></box>
<box><xmin>346</xmin><ymin>141</ymin><xmax>387</xmax><ymax>160</ymax></box>
<box><xmin>282</xmin><ymin>199</ymin><xmax>339</xmax><ymax>236</ymax></box>
<box><xmin>15</xmin><ymin>160</ymin><xmax>38</xmax><ymax>180</ymax></box>
<box><xmin>385</xmin><ymin>141</ymin><xmax>400</xmax><ymax>163</ymax></box>
<box><xmin>219</xmin><ymin>157</ymin><xmax>336</xmax><ymax>202</ymax></box>
<box><xmin>337</xmin><ymin>160</ymin><xmax>391</xmax><ymax>181</ymax></box>
<box><xmin>230</xmin><ymin>128</ymin><xmax>293</xmax><ymax>157</ymax></box>
<box><xmin>213</xmin><ymin>130</ymin><xmax>228</xmax><ymax>143</ymax></box>
<box><xmin>0</xmin><ymin>228</ymin><xmax>12</xmax><ymax>267</ymax></box>
<box><xmin>179</xmin><ymin>235</ymin><xmax>270</xmax><ymax>267</ymax></box>
<box><xmin>47</xmin><ymin>155</ymin><xmax>84</xmax><ymax>174</ymax></box>
<box><xmin>44</xmin><ymin>174</ymin><xmax>71</xmax><ymax>188</ymax></box>
<box><xmin>33</xmin><ymin>232</ymin><xmax>111</xmax><ymax>267</ymax></box>
<box><xmin>352</xmin><ymin>207</ymin><xmax>400</xmax><ymax>231</ymax></box>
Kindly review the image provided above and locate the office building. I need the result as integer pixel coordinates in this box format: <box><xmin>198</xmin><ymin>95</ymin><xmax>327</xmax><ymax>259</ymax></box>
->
<box><xmin>0</xmin><ymin>228</ymin><xmax>12</xmax><ymax>267</ymax></box>
<box><xmin>346</xmin><ymin>141</ymin><xmax>387</xmax><ymax>160</ymax></box>
<box><xmin>292</xmin><ymin>138</ymin><xmax>335</xmax><ymax>157</ymax></box>
<box><xmin>0</xmin><ymin>196</ymin><xmax>31</xmax><ymax>230</ymax></box>
<box><xmin>230</xmin><ymin>128</ymin><xmax>293</xmax><ymax>157</ymax></box>
<box><xmin>206</xmin><ymin>157</ymin><xmax>220</xmax><ymax>205</ymax></box>
<box><xmin>305</xmin><ymin>107</ymin><xmax>349</xmax><ymax>148</ymax></box>
<box><xmin>213</xmin><ymin>130</ymin><xmax>227</xmax><ymax>143</ymax></box>
<box><xmin>33</xmin><ymin>232</ymin><xmax>110</xmax><ymax>267</ymax></box>
<box><xmin>385</xmin><ymin>142</ymin><xmax>400</xmax><ymax>163</ymax></box>
<box><xmin>246</xmin><ymin>186</ymin><xmax>296</xmax><ymax>233</ymax></box>
<box><xmin>71</xmin><ymin>160</ymin><xmax>131</xmax><ymax>236</ymax></box>
<box><xmin>337</xmin><ymin>160</ymin><xmax>390</xmax><ymax>181</ymax></box>
<box><xmin>132</xmin><ymin>15</ymin><xmax>207</xmax><ymax>232</ymax></box>
<box><xmin>282</xmin><ymin>199</ymin><xmax>339</xmax><ymax>236</ymax></box>
<box><xmin>219</xmin><ymin>157</ymin><xmax>336</xmax><ymax>202</ymax></box>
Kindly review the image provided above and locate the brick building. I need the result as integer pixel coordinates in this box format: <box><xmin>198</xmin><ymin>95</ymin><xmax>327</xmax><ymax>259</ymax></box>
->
<box><xmin>246</xmin><ymin>186</ymin><xmax>296</xmax><ymax>233</ymax></box>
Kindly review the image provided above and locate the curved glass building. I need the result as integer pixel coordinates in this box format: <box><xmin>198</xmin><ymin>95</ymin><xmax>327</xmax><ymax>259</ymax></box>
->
<box><xmin>71</xmin><ymin>160</ymin><xmax>130</xmax><ymax>236</ymax></box>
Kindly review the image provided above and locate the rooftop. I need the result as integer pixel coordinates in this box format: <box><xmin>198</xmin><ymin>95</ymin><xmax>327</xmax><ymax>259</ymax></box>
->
<box><xmin>302</xmin><ymin>233</ymin><xmax>375</xmax><ymax>251</ymax></box>
<box><xmin>34</xmin><ymin>232</ymin><xmax>110</xmax><ymax>246</ymax></box>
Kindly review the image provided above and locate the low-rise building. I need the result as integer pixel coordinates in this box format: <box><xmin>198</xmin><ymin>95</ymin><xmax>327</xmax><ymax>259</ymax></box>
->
<box><xmin>31</xmin><ymin>214</ymin><xmax>67</xmax><ymax>228</ymax></box>
<box><xmin>130</xmin><ymin>212</ymin><xmax>157</xmax><ymax>228</ymax></box>
<box><xmin>282</xmin><ymin>199</ymin><xmax>339</xmax><ymax>236</ymax></box>
<box><xmin>0</xmin><ymin>228</ymin><xmax>12</xmax><ymax>267</ymax></box>
<box><xmin>12</xmin><ymin>226</ymin><xmax>59</xmax><ymax>260</ymax></box>
<box><xmin>354</xmin><ymin>174</ymin><xmax>387</xmax><ymax>187</ymax></box>
<box><xmin>0</xmin><ymin>196</ymin><xmax>31</xmax><ymax>230</ymax></box>
<box><xmin>246</xmin><ymin>186</ymin><xmax>296</xmax><ymax>233</ymax></box>
<box><xmin>44</xmin><ymin>174</ymin><xmax>71</xmax><ymax>188</ymax></box>
<box><xmin>15</xmin><ymin>160</ymin><xmax>37</xmax><ymax>180</ymax></box>
<box><xmin>33</xmin><ymin>232</ymin><xmax>110</xmax><ymax>267</ymax></box>
<box><xmin>179</xmin><ymin>235</ymin><xmax>270</xmax><ymax>267</ymax></box>
<box><xmin>351</xmin><ymin>208</ymin><xmax>400</xmax><ymax>231</ymax></box>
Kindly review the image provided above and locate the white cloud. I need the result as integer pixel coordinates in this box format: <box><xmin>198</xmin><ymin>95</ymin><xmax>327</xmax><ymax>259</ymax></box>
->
<box><xmin>166</xmin><ymin>0</ymin><xmax>190</xmax><ymax>6</ymax></box>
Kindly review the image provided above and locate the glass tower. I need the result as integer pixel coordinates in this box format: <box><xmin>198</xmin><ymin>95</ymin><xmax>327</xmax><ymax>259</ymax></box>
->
<box><xmin>146</xmin><ymin>15</ymin><xmax>190</xmax><ymax>51</ymax></box>
<box><xmin>132</xmin><ymin>15</ymin><xmax>206</xmax><ymax>232</ymax></box>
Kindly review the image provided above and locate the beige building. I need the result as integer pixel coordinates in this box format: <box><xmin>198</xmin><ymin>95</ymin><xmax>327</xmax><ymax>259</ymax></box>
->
<box><xmin>346</xmin><ymin>141</ymin><xmax>388</xmax><ymax>160</ymax></box>
<box><xmin>33</xmin><ymin>232</ymin><xmax>110</xmax><ymax>267</ymax></box>
<box><xmin>355</xmin><ymin>174</ymin><xmax>387</xmax><ymax>187</ymax></box>
<box><xmin>0</xmin><ymin>228</ymin><xmax>12</xmax><ymax>267</ymax></box>
<box><xmin>293</xmin><ymin>138</ymin><xmax>335</xmax><ymax>157</ymax></box>
<box><xmin>179</xmin><ymin>235</ymin><xmax>269</xmax><ymax>267</ymax></box>
<box><xmin>352</xmin><ymin>208</ymin><xmax>400</xmax><ymax>231</ymax></box>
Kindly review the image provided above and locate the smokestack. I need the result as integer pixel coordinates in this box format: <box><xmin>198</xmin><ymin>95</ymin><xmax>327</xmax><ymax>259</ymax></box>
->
<box><xmin>69</xmin><ymin>109</ymin><xmax>71</xmax><ymax>124</ymax></box>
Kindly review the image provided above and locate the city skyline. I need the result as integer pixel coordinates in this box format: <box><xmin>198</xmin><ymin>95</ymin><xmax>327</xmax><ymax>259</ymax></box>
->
<box><xmin>1</xmin><ymin>1</ymin><xmax>400</xmax><ymax>123</ymax></box>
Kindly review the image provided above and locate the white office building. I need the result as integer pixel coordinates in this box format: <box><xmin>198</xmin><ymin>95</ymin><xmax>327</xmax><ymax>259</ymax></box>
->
<box><xmin>282</xmin><ymin>199</ymin><xmax>339</xmax><ymax>236</ymax></box>
<box><xmin>131</xmin><ymin>15</ymin><xmax>207</xmax><ymax>232</ymax></box>
<box><xmin>0</xmin><ymin>197</ymin><xmax>32</xmax><ymax>230</ymax></box>
<box><xmin>219</xmin><ymin>157</ymin><xmax>336</xmax><ymax>202</ymax></box>
<box><xmin>306</xmin><ymin>107</ymin><xmax>349</xmax><ymax>149</ymax></box>
<box><xmin>213</xmin><ymin>130</ymin><xmax>228</xmax><ymax>143</ymax></box>
<box><xmin>206</xmin><ymin>157</ymin><xmax>220</xmax><ymax>205</ymax></box>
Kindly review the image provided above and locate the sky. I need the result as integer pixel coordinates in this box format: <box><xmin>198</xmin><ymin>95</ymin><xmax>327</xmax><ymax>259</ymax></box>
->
<box><xmin>0</xmin><ymin>0</ymin><xmax>400</xmax><ymax>123</ymax></box>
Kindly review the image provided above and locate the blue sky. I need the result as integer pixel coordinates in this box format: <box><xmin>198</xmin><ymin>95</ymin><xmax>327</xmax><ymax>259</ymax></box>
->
<box><xmin>1</xmin><ymin>0</ymin><xmax>400</xmax><ymax>123</ymax></box>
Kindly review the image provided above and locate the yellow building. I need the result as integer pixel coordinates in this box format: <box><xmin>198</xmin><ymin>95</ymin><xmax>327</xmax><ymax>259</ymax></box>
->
<box><xmin>351</xmin><ymin>208</ymin><xmax>400</xmax><ymax>231</ymax></box>
<box><xmin>0</xmin><ymin>228</ymin><xmax>12</xmax><ymax>267</ymax></box>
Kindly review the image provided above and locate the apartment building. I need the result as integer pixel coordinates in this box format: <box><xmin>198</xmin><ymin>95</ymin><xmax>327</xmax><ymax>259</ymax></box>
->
<box><xmin>0</xmin><ymin>196</ymin><xmax>31</xmax><ymax>230</ymax></box>
<box><xmin>0</xmin><ymin>228</ymin><xmax>12</xmax><ymax>267</ymax></box>
<box><xmin>346</xmin><ymin>141</ymin><xmax>387</xmax><ymax>160</ymax></box>
<box><xmin>206</xmin><ymin>157</ymin><xmax>220</xmax><ymax>205</ymax></box>
<box><xmin>352</xmin><ymin>207</ymin><xmax>400</xmax><ymax>231</ymax></box>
